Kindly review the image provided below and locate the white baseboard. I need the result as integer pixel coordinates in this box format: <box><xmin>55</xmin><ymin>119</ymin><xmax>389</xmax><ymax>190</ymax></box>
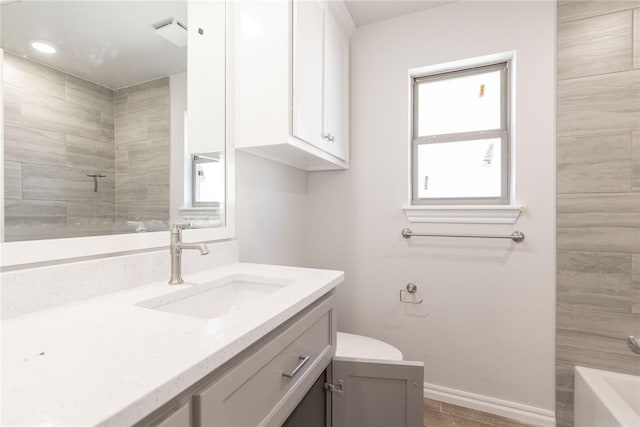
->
<box><xmin>423</xmin><ymin>382</ymin><xmax>555</xmax><ymax>427</ymax></box>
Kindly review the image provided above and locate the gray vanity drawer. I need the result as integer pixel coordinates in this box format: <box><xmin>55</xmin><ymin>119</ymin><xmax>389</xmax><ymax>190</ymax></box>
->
<box><xmin>155</xmin><ymin>402</ymin><xmax>191</xmax><ymax>427</ymax></box>
<box><xmin>195</xmin><ymin>295</ymin><xmax>335</xmax><ymax>427</ymax></box>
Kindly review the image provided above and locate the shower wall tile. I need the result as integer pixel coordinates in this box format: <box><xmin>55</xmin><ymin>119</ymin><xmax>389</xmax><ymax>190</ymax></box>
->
<box><xmin>100</xmin><ymin>175</ymin><xmax>116</xmax><ymax>203</ymax></box>
<box><xmin>114</xmin><ymin>112</ymin><xmax>147</xmax><ymax>142</ymax></box>
<box><xmin>557</xmin><ymin>11</ymin><xmax>633</xmax><ymax>80</ymax></box>
<box><xmin>4</xmin><ymin>199</ymin><xmax>68</xmax><ymax>242</ymax></box>
<box><xmin>4</xmin><ymin>123</ymin><xmax>66</xmax><ymax>167</ymax></box>
<box><xmin>123</xmin><ymin>77</ymin><xmax>169</xmax><ymax>96</ymax></box>
<box><xmin>557</xmin><ymin>69</ymin><xmax>640</xmax><ymax>136</ymax></box>
<box><xmin>116</xmin><ymin>171</ymin><xmax>149</xmax><ymax>202</ymax></box>
<box><xmin>557</xmin><ymin>6</ymin><xmax>640</xmax><ymax>422</ymax></box>
<box><xmin>3</xmin><ymin>54</ymin><xmax>119</xmax><ymax>241</ymax></box>
<box><xmin>65</xmin><ymin>74</ymin><xmax>114</xmax><ymax>114</ymax></box>
<box><xmin>22</xmin><ymin>164</ymin><xmax>101</xmax><ymax>202</ymax></box>
<box><xmin>558</xmin><ymin>1</ymin><xmax>640</xmax><ymax>23</ymax></box>
<box><xmin>557</xmin><ymin>307</ymin><xmax>640</xmax><ymax>375</ymax></box>
<box><xmin>67</xmin><ymin>201</ymin><xmax>116</xmax><ymax>224</ymax></box>
<box><xmin>3</xmin><ymin>83</ymin><xmax>21</xmax><ymax>125</ymax></box>
<box><xmin>127</xmin><ymin>140</ymin><xmax>170</xmax><ymax>170</ymax></box>
<box><xmin>101</xmin><ymin>111</ymin><xmax>115</xmax><ymax>143</ymax></box>
<box><xmin>4</xmin><ymin>53</ymin><xmax>172</xmax><ymax>241</ymax></box>
<box><xmin>147</xmin><ymin>111</ymin><xmax>170</xmax><ymax>140</ymax></box>
<box><xmin>2</xmin><ymin>53</ymin><xmax>65</xmax><ymax>99</ymax></box>
<box><xmin>4</xmin><ymin>161</ymin><xmax>22</xmax><ymax>200</ymax></box>
<box><xmin>125</xmin><ymin>202</ymin><xmax>169</xmax><ymax>222</ymax></box>
<box><xmin>65</xmin><ymin>135</ymin><xmax>115</xmax><ymax>172</ymax></box>
<box><xmin>557</xmin><ymin>132</ymin><xmax>631</xmax><ymax>193</ymax></box>
<box><xmin>4</xmin><ymin>199</ymin><xmax>67</xmax><ymax>221</ymax></box>
<box><xmin>635</xmin><ymin>9</ymin><xmax>640</xmax><ymax>68</ymax></box>
<box><xmin>21</xmin><ymin>92</ymin><xmax>103</xmax><ymax>140</ymax></box>
<box><xmin>126</xmin><ymin>90</ymin><xmax>169</xmax><ymax>114</ymax></box>
<box><xmin>555</xmin><ymin>363</ymin><xmax>575</xmax><ymax>426</ymax></box>
<box><xmin>632</xmin><ymin>131</ymin><xmax>640</xmax><ymax>191</ymax></box>
<box><xmin>557</xmin><ymin>251</ymin><xmax>632</xmax><ymax>313</ymax></box>
<box><xmin>557</xmin><ymin>193</ymin><xmax>640</xmax><ymax>253</ymax></box>
<box><xmin>633</xmin><ymin>254</ymin><xmax>640</xmax><ymax>314</ymax></box>
<box><xmin>114</xmin><ymin>77</ymin><xmax>170</xmax><ymax>225</ymax></box>
<box><xmin>632</xmin><ymin>275</ymin><xmax>640</xmax><ymax>314</ymax></box>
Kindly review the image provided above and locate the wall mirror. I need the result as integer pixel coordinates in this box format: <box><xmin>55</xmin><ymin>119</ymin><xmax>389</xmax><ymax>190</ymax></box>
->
<box><xmin>0</xmin><ymin>0</ymin><xmax>232</xmax><ymax>266</ymax></box>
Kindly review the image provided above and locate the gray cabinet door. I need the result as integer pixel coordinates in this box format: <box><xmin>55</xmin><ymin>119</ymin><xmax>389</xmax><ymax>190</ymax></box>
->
<box><xmin>330</xmin><ymin>357</ymin><xmax>424</xmax><ymax>427</ymax></box>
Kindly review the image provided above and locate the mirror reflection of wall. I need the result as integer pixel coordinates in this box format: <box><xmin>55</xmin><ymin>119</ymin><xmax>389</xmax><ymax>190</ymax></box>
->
<box><xmin>1</xmin><ymin>1</ymin><xmax>225</xmax><ymax>242</ymax></box>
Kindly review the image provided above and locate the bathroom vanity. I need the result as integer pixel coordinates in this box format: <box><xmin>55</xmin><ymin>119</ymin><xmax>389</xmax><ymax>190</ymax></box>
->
<box><xmin>2</xmin><ymin>258</ymin><xmax>423</xmax><ymax>427</ymax></box>
<box><xmin>1</xmin><ymin>262</ymin><xmax>342</xmax><ymax>426</ymax></box>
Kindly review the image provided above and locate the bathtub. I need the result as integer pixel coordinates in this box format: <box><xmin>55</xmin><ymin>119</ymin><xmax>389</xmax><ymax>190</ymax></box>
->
<box><xmin>574</xmin><ymin>366</ymin><xmax>640</xmax><ymax>427</ymax></box>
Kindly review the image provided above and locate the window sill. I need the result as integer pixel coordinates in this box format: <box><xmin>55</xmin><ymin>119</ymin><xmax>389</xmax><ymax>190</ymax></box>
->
<box><xmin>178</xmin><ymin>206</ymin><xmax>221</xmax><ymax>213</ymax></box>
<box><xmin>402</xmin><ymin>205</ymin><xmax>525</xmax><ymax>224</ymax></box>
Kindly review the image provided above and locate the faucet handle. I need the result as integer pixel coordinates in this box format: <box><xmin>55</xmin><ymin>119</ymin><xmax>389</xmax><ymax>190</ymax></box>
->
<box><xmin>171</xmin><ymin>223</ymin><xmax>191</xmax><ymax>232</ymax></box>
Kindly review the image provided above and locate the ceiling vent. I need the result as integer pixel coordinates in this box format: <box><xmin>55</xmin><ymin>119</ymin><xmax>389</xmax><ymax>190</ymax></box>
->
<box><xmin>153</xmin><ymin>18</ymin><xmax>187</xmax><ymax>47</ymax></box>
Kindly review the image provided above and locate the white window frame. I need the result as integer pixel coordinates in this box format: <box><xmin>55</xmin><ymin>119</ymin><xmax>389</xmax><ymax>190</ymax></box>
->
<box><xmin>411</xmin><ymin>61</ymin><xmax>511</xmax><ymax>206</ymax></box>
<box><xmin>192</xmin><ymin>153</ymin><xmax>223</xmax><ymax>208</ymax></box>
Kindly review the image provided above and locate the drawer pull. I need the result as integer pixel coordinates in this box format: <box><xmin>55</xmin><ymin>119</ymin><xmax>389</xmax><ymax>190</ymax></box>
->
<box><xmin>282</xmin><ymin>355</ymin><xmax>310</xmax><ymax>378</ymax></box>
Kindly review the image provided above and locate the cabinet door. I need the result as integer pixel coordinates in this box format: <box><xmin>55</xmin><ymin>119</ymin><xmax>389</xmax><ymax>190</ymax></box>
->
<box><xmin>323</xmin><ymin>11</ymin><xmax>349</xmax><ymax>161</ymax></box>
<box><xmin>330</xmin><ymin>357</ymin><xmax>424</xmax><ymax>427</ymax></box>
<box><xmin>282</xmin><ymin>370</ymin><xmax>327</xmax><ymax>427</ymax></box>
<box><xmin>187</xmin><ymin>0</ymin><xmax>225</xmax><ymax>155</ymax></box>
<box><xmin>292</xmin><ymin>0</ymin><xmax>326</xmax><ymax>151</ymax></box>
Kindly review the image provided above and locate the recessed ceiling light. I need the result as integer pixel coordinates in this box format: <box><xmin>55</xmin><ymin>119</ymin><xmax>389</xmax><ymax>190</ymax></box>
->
<box><xmin>31</xmin><ymin>41</ymin><xmax>56</xmax><ymax>54</ymax></box>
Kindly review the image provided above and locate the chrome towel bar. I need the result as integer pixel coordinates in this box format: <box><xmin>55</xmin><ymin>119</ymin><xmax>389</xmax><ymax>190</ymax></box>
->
<box><xmin>401</xmin><ymin>228</ymin><xmax>525</xmax><ymax>243</ymax></box>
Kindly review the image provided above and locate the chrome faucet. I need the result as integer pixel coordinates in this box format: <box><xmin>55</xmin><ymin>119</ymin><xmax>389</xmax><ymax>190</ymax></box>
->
<box><xmin>169</xmin><ymin>223</ymin><xmax>209</xmax><ymax>285</ymax></box>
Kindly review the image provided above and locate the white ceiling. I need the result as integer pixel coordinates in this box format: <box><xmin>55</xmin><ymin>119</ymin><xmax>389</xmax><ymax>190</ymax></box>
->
<box><xmin>344</xmin><ymin>0</ymin><xmax>452</xmax><ymax>27</ymax></box>
<box><xmin>1</xmin><ymin>1</ymin><xmax>188</xmax><ymax>89</ymax></box>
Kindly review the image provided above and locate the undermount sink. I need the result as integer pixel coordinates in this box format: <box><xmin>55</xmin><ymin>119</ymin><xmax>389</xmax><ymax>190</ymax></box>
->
<box><xmin>137</xmin><ymin>275</ymin><xmax>290</xmax><ymax>319</ymax></box>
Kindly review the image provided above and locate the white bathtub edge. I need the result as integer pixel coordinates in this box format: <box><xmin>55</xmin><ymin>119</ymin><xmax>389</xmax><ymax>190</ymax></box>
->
<box><xmin>574</xmin><ymin>366</ymin><xmax>640</xmax><ymax>427</ymax></box>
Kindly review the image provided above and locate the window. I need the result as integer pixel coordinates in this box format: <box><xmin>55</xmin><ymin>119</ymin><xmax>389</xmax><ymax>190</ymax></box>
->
<box><xmin>411</xmin><ymin>62</ymin><xmax>510</xmax><ymax>205</ymax></box>
<box><xmin>192</xmin><ymin>153</ymin><xmax>225</xmax><ymax>207</ymax></box>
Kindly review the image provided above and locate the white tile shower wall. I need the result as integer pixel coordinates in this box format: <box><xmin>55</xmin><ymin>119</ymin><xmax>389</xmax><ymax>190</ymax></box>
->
<box><xmin>1</xmin><ymin>239</ymin><xmax>238</xmax><ymax>319</ymax></box>
<box><xmin>308</xmin><ymin>0</ymin><xmax>556</xmax><ymax>422</ymax></box>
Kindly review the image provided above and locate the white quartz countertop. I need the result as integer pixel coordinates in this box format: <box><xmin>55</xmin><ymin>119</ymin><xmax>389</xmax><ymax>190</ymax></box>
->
<box><xmin>1</xmin><ymin>262</ymin><xmax>343</xmax><ymax>426</ymax></box>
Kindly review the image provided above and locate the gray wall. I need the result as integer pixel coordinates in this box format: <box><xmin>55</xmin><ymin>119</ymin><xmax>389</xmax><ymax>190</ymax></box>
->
<box><xmin>556</xmin><ymin>2</ymin><xmax>640</xmax><ymax>426</ymax></box>
<box><xmin>3</xmin><ymin>53</ymin><xmax>116</xmax><ymax>241</ymax></box>
<box><xmin>114</xmin><ymin>78</ymin><xmax>170</xmax><ymax>230</ymax></box>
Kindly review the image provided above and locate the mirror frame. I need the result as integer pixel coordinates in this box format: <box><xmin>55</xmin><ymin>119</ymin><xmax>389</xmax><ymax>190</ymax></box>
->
<box><xmin>0</xmin><ymin>3</ymin><xmax>235</xmax><ymax>268</ymax></box>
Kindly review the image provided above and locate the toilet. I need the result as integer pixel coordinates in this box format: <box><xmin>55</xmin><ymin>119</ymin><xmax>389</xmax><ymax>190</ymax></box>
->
<box><xmin>320</xmin><ymin>333</ymin><xmax>422</xmax><ymax>426</ymax></box>
<box><xmin>335</xmin><ymin>332</ymin><xmax>403</xmax><ymax>361</ymax></box>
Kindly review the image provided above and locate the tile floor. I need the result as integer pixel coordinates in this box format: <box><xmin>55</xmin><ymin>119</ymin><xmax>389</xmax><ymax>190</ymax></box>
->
<box><xmin>423</xmin><ymin>398</ymin><xmax>535</xmax><ymax>427</ymax></box>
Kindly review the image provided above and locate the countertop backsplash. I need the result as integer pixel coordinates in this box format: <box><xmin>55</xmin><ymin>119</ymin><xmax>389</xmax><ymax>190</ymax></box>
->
<box><xmin>1</xmin><ymin>239</ymin><xmax>239</xmax><ymax>319</ymax></box>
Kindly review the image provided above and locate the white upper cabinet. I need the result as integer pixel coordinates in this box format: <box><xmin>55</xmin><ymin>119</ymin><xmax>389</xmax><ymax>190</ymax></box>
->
<box><xmin>231</xmin><ymin>0</ymin><xmax>353</xmax><ymax>171</ymax></box>
<box><xmin>323</xmin><ymin>10</ymin><xmax>349</xmax><ymax>161</ymax></box>
<box><xmin>292</xmin><ymin>0</ymin><xmax>326</xmax><ymax>151</ymax></box>
<box><xmin>188</xmin><ymin>0</ymin><xmax>226</xmax><ymax>155</ymax></box>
